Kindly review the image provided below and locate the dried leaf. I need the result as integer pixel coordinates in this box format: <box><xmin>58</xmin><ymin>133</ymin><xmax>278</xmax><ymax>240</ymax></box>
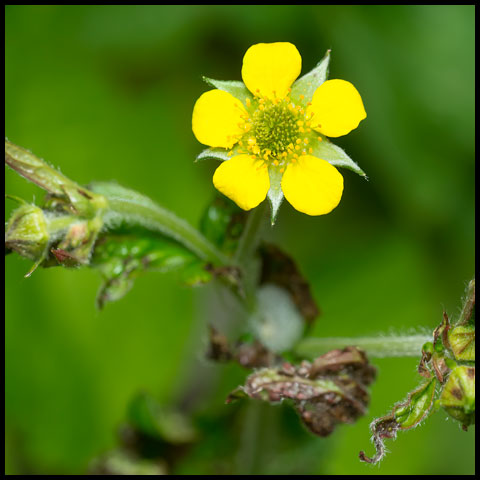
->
<box><xmin>207</xmin><ymin>325</ymin><xmax>279</xmax><ymax>369</ymax></box>
<box><xmin>227</xmin><ymin>347</ymin><xmax>375</xmax><ymax>437</ymax></box>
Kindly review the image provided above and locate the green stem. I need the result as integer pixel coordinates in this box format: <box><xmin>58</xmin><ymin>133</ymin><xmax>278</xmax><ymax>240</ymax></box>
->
<box><xmin>235</xmin><ymin>401</ymin><xmax>262</xmax><ymax>475</ymax></box>
<box><xmin>45</xmin><ymin>214</ymin><xmax>78</xmax><ymax>233</ymax></box>
<box><xmin>233</xmin><ymin>202</ymin><xmax>268</xmax><ymax>309</ymax></box>
<box><xmin>233</xmin><ymin>202</ymin><xmax>267</xmax><ymax>267</ymax></box>
<box><xmin>294</xmin><ymin>334</ymin><xmax>431</xmax><ymax>359</ymax></box>
<box><xmin>88</xmin><ymin>181</ymin><xmax>229</xmax><ymax>267</ymax></box>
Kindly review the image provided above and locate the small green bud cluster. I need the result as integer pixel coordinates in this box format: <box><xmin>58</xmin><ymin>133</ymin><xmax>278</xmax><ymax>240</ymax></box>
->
<box><xmin>5</xmin><ymin>204</ymin><xmax>49</xmax><ymax>260</ymax></box>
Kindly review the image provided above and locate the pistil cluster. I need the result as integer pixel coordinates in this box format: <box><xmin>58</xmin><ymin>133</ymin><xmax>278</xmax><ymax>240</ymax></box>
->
<box><xmin>230</xmin><ymin>91</ymin><xmax>321</xmax><ymax>172</ymax></box>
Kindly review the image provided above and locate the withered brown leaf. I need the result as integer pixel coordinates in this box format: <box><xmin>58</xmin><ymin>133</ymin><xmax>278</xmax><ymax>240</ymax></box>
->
<box><xmin>227</xmin><ymin>346</ymin><xmax>376</xmax><ymax>437</ymax></box>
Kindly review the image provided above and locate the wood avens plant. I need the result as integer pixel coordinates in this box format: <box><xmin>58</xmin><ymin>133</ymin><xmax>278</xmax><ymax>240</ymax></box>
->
<box><xmin>5</xmin><ymin>42</ymin><xmax>474</xmax><ymax>471</ymax></box>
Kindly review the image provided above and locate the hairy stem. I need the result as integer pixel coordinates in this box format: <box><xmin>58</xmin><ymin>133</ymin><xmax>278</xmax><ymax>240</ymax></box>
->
<box><xmin>294</xmin><ymin>334</ymin><xmax>431</xmax><ymax>359</ymax></box>
<box><xmin>88</xmin><ymin>181</ymin><xmax>229</xmax><ymax>267</ymax></box>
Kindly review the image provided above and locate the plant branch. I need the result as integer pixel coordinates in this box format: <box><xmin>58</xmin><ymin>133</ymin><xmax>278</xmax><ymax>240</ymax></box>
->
<box><xmin>88</xmin><ymin>181</ymin><xmax>230</xmax><ymax>267</ymax></box>
<box><xmin>294</xmin><ymin>334</ymin><xmax>431</xmax><ymax>359</ymax></box>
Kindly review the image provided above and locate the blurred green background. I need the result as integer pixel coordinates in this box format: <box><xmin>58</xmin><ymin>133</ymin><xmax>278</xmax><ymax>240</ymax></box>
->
<box><xmin>5</xmin><ymin>5</ymin><xmax>475</xmax><ymax>475</ymax></box>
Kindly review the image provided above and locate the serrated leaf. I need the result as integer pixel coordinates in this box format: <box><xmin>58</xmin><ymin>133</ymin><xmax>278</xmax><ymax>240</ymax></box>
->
<box><xmin>290</xmin><ymin>50</ymin><xmax>330</xmax><ymax>104</ymax></box>
<box><xmin>311</xmin><ymin>137</ymin><xmax>366</xmax><ymax>177</ymax></box>
<box><xmin>202</xmin><ymin>76</ymin><xmax>253</xmax><ymax>106</ymax></box>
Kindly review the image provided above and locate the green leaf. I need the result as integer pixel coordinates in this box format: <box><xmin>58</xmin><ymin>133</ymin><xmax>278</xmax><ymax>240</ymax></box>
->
<box><xmin>91</xmin><ymin>231</ymin><xmax>200</xmax><ymax>308</ymax></box>
<box><xmin>290</xmin><ymin>50</ymin><xmax>330</xmax><ymax>104</ymax></box>
<box><xmin>180</xmin><ymin>260</ymin><xmax>213</xmax><ymax>286</ymax></box>
<box><xmin>310</xmin><ymin>136</ymin><xmax>367</xmax><ymax>177</ymax></box>
<box><xmin>199</xmin><ymin>194</ymin><xmax>247</xmax><ymax>255</ymax></box>
<box><xmin>202</xmin><ymin>76</ymin><xmax>253</xmax><ymax>106</ymax></box>
<box><xmin>5</xmin><ymin>139</ymin><xmax>107</xmax><ymax>217</ymax></box>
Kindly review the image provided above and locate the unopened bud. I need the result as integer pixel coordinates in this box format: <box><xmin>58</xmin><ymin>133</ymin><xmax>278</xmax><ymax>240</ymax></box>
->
<box><xmin>5</xmin><ymin>204</ymin><xmax>49</xmax><ymax>260</ymax></box>
<box><xmin>449</xmin><ymin>324</ymin><xmax>475</xmax><ymax>362</ymax></box>
<box><xmin>438</xmin><ymin>365</ymin><xmax>475</xmax><ymax>429</ymax></box>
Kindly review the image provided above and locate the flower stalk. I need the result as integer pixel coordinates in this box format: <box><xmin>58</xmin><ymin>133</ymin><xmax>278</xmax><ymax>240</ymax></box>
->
<box><xmin>89</xmin><ymin>181</ymin><xmax>229</xmax><ymax>267</ymax></box>
<box><xmin>5</xmin><ymin>140</ymin><xmax>229</xmax><ymax>271</ymax></box>
<box><xmin>295</xmin><ymin>334</ymin><xmax>432</xmax><ymax>359</ymax></box>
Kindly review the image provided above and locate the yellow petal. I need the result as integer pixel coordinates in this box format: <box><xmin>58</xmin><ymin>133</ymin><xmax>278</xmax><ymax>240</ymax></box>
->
<box><xmin>192</xmin><ymin>89</ymin><xmax>248</xmax><ymax>148</ymax></box>
<box><xmin>307</xmin><ymin>79</ymin><xmax>366</xmax><ymax>138</ymax></box>
<box><xmin>281</xmin><ymin>155</ymin><xmax>343</xmax><ymax>216</ymax></box>
<box><xmin>242</xmin><ymin>42</ymin><xmax>301</xmax><ymax>100</ymax></box>
<box><xmin>213</xmin><ymin>155</ymin><xmax>270</xmax><ymax>211</ymax></box>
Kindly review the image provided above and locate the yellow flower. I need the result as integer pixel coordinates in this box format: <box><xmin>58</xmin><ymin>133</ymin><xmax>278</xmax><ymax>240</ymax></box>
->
<box><xmin>192</xmin><ymin>42</ymin><xmax>366</xmax><ymax>221</ymax></box>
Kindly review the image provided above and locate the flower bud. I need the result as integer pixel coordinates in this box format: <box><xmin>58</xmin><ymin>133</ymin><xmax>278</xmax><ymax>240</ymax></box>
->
<box><xmin>5</xmin><ymin>204</ymin><xmax>49</xmax><ymax>260</ymax></box>
<box><xmin>438</xmin><ymin>366</ymin><xmax>475</xmax><ymax>429</ymax></box>
<box><xmin>448</xmin><ymin>324</ymin><xmax>475</xmax><ymax>362</ymax></box>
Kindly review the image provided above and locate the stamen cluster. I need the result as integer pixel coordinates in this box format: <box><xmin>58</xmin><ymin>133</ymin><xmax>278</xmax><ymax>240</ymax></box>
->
<box><xmin>231</xmin><ymin>91</ymin><xmax>320</xmax><ymax>171</ymax></box>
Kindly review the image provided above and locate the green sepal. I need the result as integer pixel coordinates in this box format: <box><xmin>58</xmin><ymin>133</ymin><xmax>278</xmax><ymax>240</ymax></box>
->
<box><xmin>394</xmin><ymin>378</ymin><xmax>437</xmax><ymax>429</ymax></box>
<box><xmin>310</xmin><ymin>136</ymin><xmax>367</xmax><ymax>177</ymax></box>
<box><xmin>437</xmin><ymin>366</ymin><xmax>475</xmax><ymax>428</ymax></box>
<box><xmin>195</xmin><ymin>147</ymin><xmax>230</xmax><ymax>163</ymax></box>
<box><xmin>448</xmin><ymin>324</ymin><xmax>475</xmax><ymax>362</ymax></box>
<box><xmin>5</xmin><ymin>203</ymin><xmax>49</xmax><ymax>261</ymax></box>
<box><xmin>202</xmin><ymin>76</ymin><xmax>253</xmax><ymax>106</ymax></box>
<box><xmin>359</xmin><ymin>378</ymin><xmax>437</xmax><ymax>464</ymax></box>
<box><xmin>290</xmin><ymin>50</ymin><xmax>330</xmax><ymax>104</ymax></box>
<box><xmin>267</xmin><ymin>166</ymin><xmax>284</xmax><ymax>226</ymax></box>
<box><xmin>195</xmin><ymin>143</ymin><xmax>245</xmax><ymax>163</ymax></box>
<box><xmin>458</xmin><ymin>278</ymin><xmax>475</xmax><ymax>326</ymax></box>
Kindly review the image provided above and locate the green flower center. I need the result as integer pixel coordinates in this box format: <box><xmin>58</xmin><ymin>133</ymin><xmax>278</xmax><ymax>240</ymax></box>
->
<box><xmin>252</xmin><ymin>99</ymin><xmax>300</xmax><ymax>157</ymax></box>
